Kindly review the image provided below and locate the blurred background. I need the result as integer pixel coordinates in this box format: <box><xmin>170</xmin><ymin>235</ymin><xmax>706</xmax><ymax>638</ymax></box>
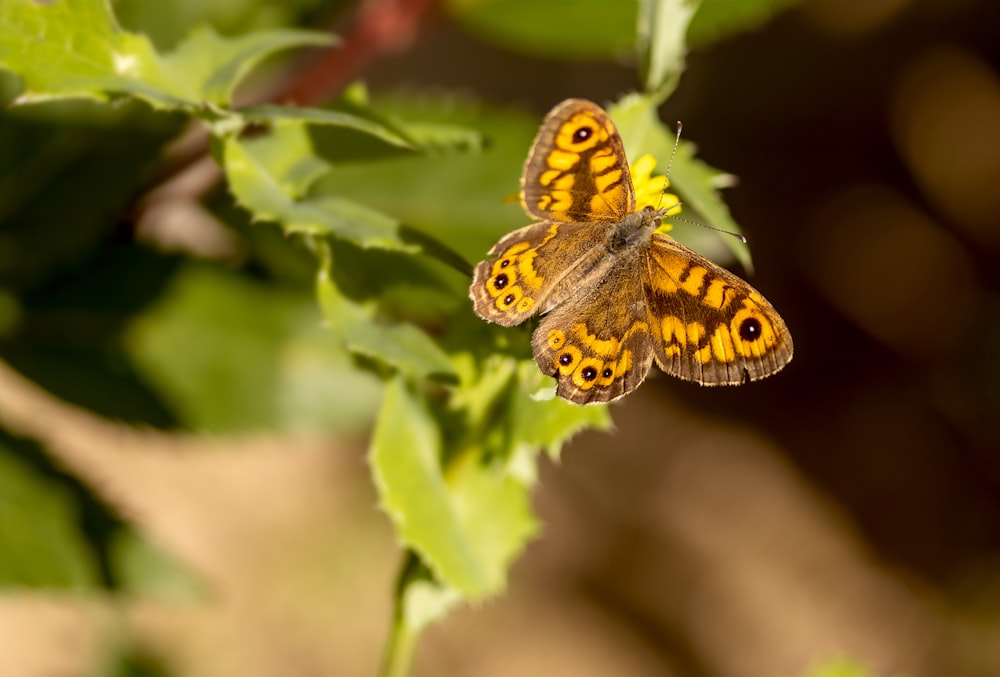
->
<box><xmin>1</xmin><ymin>0</ymin><xmax>999</xmax><ymax>675</ymax></box>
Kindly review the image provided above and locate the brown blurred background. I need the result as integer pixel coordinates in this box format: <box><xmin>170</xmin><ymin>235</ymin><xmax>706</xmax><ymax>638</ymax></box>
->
<box><xmin>2</xmin><ymin>0</ymin><xmax>1000</xmax><ymax>675</ymax></box>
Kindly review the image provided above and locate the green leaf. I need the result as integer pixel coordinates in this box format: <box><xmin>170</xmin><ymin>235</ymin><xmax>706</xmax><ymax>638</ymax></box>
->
<box><xmin>637</xmin><ymin>0</ymin><xmax>700</xmax><ymax>100</ymax></box>
<box><xmin>0</xmin><ymin>443</ymin><xmax>98</xmax><ymax>588</ymax></box>
<box><xmin>316</xmin><ymin>245</ymin><xmax>457</xmax><ymax>382</ymax></box>
<box><xmin>126</xmin><ymin>264</ymin><xmax>382</xmax><ymax>433</ymax></box>
<box><xmin>689</xmin><ymin>0</ymin><xmax>798</xmax><ymax>47</ymax></box>
<box><xmin>239</xmin><ymin>104</ymin><xmax>415</xmax><ymax>150</ymax></box>
<box><xmin>507</xmin><ymin>361</ymin><xmax>612</xmax><ymax>460</ymax></box>
<box><xmin>371</xmin><ymin>378</ymin><xmax>538</xmax><ymax>598</ymax></box>
<box><xmin>223</xmin><ymin>123</ymin><xmax>420</xmax><ymax>251</ymax></box>
<box><xmin>0</xmin><ymin>0</ymin><xmax>331</xmax><ymax>109</ymax></box>
<box><xmin>610</xmin><ymin>93</ymin><xmax>752</xmax><ymax>270</ymax></box>
<box><xmin>312</xmin><ymin>93</ymin><xmax>539</xmax><ymax>265</ymax></box>
<box><xmin>111</xmin><ymin>528</ymin><xmax>202</xmax><ymax>599</ymax></box>
<box><xmin>446</xmin><ymin>0</ymin><xmax>638</xmax><ymax>60</ymax></box>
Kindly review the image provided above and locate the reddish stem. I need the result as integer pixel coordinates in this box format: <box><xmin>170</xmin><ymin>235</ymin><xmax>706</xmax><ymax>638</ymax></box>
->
<box><xmin>277</xmin><ymin>0</ymin><xmax>437</xmax><ymax>106</ymax></box>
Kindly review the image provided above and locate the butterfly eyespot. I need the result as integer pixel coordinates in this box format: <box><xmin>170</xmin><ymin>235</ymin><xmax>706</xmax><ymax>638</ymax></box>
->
<box><xmin>601</xmin><ymin>367</ymin><xmax>613</xmax><ymax>378</ymax></box>
<box><xmin>493</xmin><ymin>273</ymin><xmax>509</xmax><ymax>289</ymax></box>
<box><xmin>572</xmin><ymin>126</ymin><xmax>593</xmax><ymax>144</ymax></box>
<box><xmin>559</xmin><ymin>353</ymin><xmax>573</xmax><ymax>366</ymax></box>
<box><xmin>503</xmin><ymin>293</ymin><xmax>516</xmax><ymax>305</ymax></box>
<box><xmin>581</xmin><ymin>366</ymin><xmax>598</xmax><ymax>381</ymax></box>
<box><xmin>500</xmin><ymin>259</ymin><xmax>511</xmax><ymax>268</ymax></box>
<box><xmin>739</xmin><ymin>317</ymin><xmax>762</xmax><ymax>342</ymax></box>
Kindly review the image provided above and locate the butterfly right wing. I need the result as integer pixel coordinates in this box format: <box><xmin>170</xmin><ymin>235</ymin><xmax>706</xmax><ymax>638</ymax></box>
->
<box><xmin>642</xmin><ymin>234</ymin><xmax>793</xmax><ymax>385</ymax></box>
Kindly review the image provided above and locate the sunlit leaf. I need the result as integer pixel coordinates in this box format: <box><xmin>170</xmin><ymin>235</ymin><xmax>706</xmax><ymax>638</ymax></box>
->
<box><xmin>637</xmin><ymin>0</ymin><xmax>700</xmax><ymax>100</ymax></box>
<box><xmin>370</xmin><ymin>378</ymin><xmax>538</xmax><ymax>598</ymax></box>
<box><xmin>223</xmin><ymin>123</ymin><xmax>421</xmax><ymax>252</ymax></box>
<box><xmin>316</xmin><ymin>245</ymin><xmax>457</xmax><ymax>382</ymax></box>
<box><xmin>0</xmin><ymin>0</ymin><xmax>331</xmax><ymax>109</ymax></box>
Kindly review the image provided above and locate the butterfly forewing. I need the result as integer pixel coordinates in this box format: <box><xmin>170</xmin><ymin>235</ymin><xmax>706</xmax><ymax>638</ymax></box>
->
<box><xmin>521</xmin><ymin>99</ymin><xmax>635</xmax><ymax>223</ymax></box>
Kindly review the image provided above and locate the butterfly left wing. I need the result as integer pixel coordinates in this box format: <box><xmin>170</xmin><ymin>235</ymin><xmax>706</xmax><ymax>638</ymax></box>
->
<box><xmin>470</xmin><ymin>218</ymin><xmax>611</xmax><ymax>327</ymax></box>
<box><xmin>520</xmin><ymin>99</ymin><xmax>635</xmax><ymax>223</ymax></box>
<box><xmin>641</xmin><ymin>234</ymin><xmax>793</xmax><ymax>385</ymax></box>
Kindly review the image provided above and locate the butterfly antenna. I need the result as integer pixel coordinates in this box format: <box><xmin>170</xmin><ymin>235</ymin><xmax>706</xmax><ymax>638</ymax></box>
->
<box><xmin>665</xmin><ymin>121</ymin><xmax>682</xmax><ymax>180</ymax></box>
<box><xmin>654</xmin><ymin>122</ymin><xmax>684</xmax><ymax>213</ymax></box>
<box><xmin>660</xmin><ymin>121</ymin><xmax>747</xmax><ymax>245</ymax></box>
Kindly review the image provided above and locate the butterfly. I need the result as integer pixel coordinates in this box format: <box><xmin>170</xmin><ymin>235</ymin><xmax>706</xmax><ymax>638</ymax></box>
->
<box><xmin>469</xmin><ymin>99</ymin><xmax>792</xmax><ymax>404</ymax></box>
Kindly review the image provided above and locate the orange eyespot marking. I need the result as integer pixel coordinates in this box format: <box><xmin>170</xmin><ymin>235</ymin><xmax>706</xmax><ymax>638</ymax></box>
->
<box><xmin>731</xmin><ymin>301</ymin><xmax>777</xmax><ymax>357</ymax></box>
<box><xmin>557</xmin><ymin>117</ymin><xmax>603</xmax><ymax>152</ymax></box>
<box><xmin>516</xmin><ymin>297</ymin><xmax>534</xmax><ymax>313</ymax></box>
<box><xmin>554</xmin><ymin>345</ymin><xmax>582</xmax><ymax>375</ymax></box>
<box><xmin>495</xmin><ymin>285</ymin><xmax>523</xmax><ymax>311</ymax></box>
<box><xmin>596</xmin><ymin>362</ymin><xmax>616</xmax><ymax>387</ymax></box>
<box><xmin>487</xmin><ymin>271</ymin><xmax>513</xmax><ymax>297</ymax></box>
<box><xmin>548</xmin><ymin>329</ymin><xmax>566</xmax><ymax>350</ymax></box>
<box><xmin>572</xmin><ymin>357</ymin><xmax>604</xmax><ymax>389</ymax></box>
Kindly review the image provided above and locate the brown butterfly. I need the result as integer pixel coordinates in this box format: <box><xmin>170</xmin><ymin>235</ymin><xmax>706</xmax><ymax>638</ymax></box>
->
<box><xmin>469</xmin><ymin>99</ymin><xmax>792</xmax><ymax>404</ymax></box>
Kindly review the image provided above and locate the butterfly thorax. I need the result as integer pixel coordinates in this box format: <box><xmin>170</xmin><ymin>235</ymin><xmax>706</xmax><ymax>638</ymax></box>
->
<box><xmin>606</xmin><ymin>206</ymin><xmax>666</xmax><ymax>254</ymax></box>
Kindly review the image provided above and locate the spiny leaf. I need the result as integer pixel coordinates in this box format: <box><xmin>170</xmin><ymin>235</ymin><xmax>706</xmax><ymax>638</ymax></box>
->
<box><xmin>0</xmin><ymin>0</ymin><xmax>331</xmax><ymax>109</ymax></box>
<box><xmin>316</xmin><ymin>245</ymin><xmax>457</xmax><ymax>382</ymax></box>
<box><xmin>223</xmin><ymin>125</ymin><xmax>418</xmax><ymax>252</ymax></box>
<box><xmin>370</xmin><ymin>378</ymin><xmax>538</xmax><ymax>598</ymax></box>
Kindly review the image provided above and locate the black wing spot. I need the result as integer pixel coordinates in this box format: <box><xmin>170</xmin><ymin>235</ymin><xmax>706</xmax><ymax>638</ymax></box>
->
<box><xmin>572</xmin><ymin>126</ymin><xmax>593</xmax><ymax>144</ymax></box>
<box><xmin>739</xmin><ymin>317</ymin><xmax>762</xmax><ymax>342</ymax></box>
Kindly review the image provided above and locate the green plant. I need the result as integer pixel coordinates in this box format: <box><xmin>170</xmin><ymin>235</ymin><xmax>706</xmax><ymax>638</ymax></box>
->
<box><xmin>0</xmin><ymin>0</ymin><xmax>798</xmax><ymax>674</ymax></box>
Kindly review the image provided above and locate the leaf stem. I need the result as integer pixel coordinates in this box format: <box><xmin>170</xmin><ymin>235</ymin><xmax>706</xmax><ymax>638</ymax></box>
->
<box><xmin>378</xmin><ymin>551</ymin><xmax>423</xmax><ymax>677</ymax></box>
